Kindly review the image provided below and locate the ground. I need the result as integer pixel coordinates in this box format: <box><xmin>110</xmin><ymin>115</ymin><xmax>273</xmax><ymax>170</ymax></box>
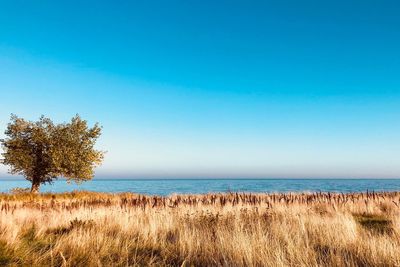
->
<box><xmin>0</xmin><ymin>191</ymin><xmax>399</xmax><ymax>266</ymax></box>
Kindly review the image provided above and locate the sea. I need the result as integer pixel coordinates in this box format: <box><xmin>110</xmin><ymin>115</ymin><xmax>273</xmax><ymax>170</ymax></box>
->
<box><xmin>0</xmin><ymin>178</ymin><xmax>399</xmax><ymax>196</ymax></box>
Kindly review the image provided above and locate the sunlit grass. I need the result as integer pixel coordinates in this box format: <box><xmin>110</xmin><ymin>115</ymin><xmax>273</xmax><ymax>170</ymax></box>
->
<box><xmin>0</xmin><ymin>191</ymin><xmax>399</xmax><ymax>266</ymax></box>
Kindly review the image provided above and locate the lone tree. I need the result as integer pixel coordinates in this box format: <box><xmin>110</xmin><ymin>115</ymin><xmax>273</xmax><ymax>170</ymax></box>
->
<box><xmin>0</xmin><ymin>115</ymin><xmax>104</xmax><ymax>193</ymax></box>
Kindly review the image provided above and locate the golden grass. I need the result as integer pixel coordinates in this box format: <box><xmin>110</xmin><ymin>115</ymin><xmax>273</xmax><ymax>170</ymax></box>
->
<box><xmin>0</xmin><ymin>191</ymin><xmax>399</xmax><ymax>266</ymax></box>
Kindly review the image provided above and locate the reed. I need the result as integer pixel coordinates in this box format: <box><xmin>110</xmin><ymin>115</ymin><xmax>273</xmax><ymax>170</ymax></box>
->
<box><xmin>0</xmin><ymin>191</ymin><xmax>399</xmax><ymax>266</ymax></box>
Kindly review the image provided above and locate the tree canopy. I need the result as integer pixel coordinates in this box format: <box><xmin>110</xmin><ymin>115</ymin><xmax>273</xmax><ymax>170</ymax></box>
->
<box><xmin>0</xmin><ymin>115</ymin><xmax>104</xmax><ymax>192</ymax></box>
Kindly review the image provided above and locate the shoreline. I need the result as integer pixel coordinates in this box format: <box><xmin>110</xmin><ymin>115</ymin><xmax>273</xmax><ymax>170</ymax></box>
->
<box><xmin>1</xmin><ymin>189</ymin><xmax>400</xmax><ymax>197</ymax></box>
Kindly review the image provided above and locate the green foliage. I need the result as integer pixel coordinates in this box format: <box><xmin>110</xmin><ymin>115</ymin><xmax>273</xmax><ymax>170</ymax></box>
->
<box><xmin>0</xmin><ymin>114</ymin><xmax>104</xmax><ymax>192</ymax></box>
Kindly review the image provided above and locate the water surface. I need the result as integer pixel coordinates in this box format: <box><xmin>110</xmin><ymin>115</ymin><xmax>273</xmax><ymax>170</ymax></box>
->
<box><xmin>1</xmin><ymin>178</ymin><xmax>399</xmax><ymax>196</ymax></box>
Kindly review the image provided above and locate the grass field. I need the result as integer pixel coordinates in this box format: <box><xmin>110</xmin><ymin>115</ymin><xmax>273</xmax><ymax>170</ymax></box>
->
<box><xmin>0</xmin><ymin>191</ymin><xmax>399</xmax><ymax>266</ymax></box>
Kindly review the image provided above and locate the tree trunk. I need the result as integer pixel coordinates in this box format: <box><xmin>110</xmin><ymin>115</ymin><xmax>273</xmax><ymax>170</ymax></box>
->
<box><xmin>30</xmin><ymin>180</ymin><xmax>40</xmax><ymax>193</ymax></box>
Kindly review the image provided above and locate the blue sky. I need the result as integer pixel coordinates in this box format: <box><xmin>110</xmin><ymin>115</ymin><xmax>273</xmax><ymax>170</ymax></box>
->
<box><xmin>1</xmin><ymin>1</ymin><xmax>400</xmax><ymax>178</ymax></box>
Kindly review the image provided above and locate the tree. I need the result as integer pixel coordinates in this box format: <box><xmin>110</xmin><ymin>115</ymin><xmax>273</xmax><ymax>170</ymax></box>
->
<box><xmin>0</xmin><ymin>114</ymin><xmax>104</xmax><ymax>193</ymax></box>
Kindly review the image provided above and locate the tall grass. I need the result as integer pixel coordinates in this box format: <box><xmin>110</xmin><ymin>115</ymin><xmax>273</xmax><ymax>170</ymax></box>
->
<box><xmin>0</xmin><ymin>191</ymin><xmax>399</xmax><ymax>266</ymax></box>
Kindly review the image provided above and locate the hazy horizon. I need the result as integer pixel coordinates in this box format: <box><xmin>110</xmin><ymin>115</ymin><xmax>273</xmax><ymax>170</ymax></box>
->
<box><xmin>1</xmin><ymin>178</ymin><xmax>400</xmax><ymax>181</ymax></box>
<box><xmin>1</xmin><ymin>1</ymin><xmax>400</xmax><ymax>179</ymax></box>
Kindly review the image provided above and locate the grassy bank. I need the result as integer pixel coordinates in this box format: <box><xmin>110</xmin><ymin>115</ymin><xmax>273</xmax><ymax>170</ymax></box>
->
<box><xmin>0</xmin><ymin>191</ymin><xmax>399</xmax><ymax>266</ymax></box>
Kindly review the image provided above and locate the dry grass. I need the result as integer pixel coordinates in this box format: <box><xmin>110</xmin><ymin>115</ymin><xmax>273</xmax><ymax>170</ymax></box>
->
<box><xmin>0</xmin><ymin>191</ymin><xmax>400</xmax><ymax>266</ymax></box>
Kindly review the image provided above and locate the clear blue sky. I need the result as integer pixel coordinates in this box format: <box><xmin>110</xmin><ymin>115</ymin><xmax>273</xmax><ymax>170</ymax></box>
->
<box><xmin>1</xmin><ymin>1</ymin><xmax>400</xmax><ymax>178</ymax></box>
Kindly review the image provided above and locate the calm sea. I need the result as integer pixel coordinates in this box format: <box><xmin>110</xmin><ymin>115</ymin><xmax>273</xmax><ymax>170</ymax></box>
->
<box><xmin>0</xmin><ymin>178</ymin><xmax>399</xmax><ymax>195</ymax></box>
